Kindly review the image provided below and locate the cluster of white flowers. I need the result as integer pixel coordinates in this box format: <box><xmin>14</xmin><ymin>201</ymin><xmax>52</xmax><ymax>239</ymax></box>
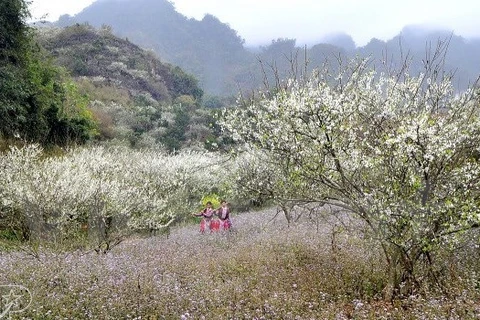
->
<box><xmin>0</xmin><ymin>145</ymin><xmax>230</xmax><ymax>237</ymax></box>
<box><xmin>220</xmin><ymin>58</ymin><xmax>480</xmax><ymax>290</ymax></box>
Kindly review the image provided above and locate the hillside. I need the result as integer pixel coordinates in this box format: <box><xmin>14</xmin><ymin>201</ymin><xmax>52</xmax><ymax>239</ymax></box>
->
<box><xmin>35</xmin><ymin>24</ymin><xmax>226</xmax><ymax>151</ymax></box>
<box><xmin>55</xmin><ymin>0</ymin><xmax>253</xmax><ymax>96</ymax></box>
<box><xmin>37</xmin><ymin>23</ymin><xmax>203</xmax><ymax>103</ymax></box>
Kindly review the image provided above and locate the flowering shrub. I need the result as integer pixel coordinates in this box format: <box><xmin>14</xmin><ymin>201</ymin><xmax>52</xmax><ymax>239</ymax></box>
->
<box><xmin>220</xmin><ymin>57</ymin><xmax>480</xmax><ymax>297</ymax></box>
<box><xmin>0</xmin><ymin>145</ymin><xmax>230</xmax><ymax>248</ymax></box>
<box><xmin>227</xmin><ymin>148</ymin><xmax>314</xmax><ymax>221</ymax></box>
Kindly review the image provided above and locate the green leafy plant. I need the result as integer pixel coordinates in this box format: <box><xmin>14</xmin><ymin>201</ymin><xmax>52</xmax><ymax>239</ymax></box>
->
<box><xmin>200</xmin><ymin>193</ymin><xmax>221</xmax><ymax>209</ymax></box>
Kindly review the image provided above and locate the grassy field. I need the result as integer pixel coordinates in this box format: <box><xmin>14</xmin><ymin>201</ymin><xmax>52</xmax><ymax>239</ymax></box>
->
<box><xmin>1</xmin><ymin>207</ymin><xmax>479</xmax><ymax>319</ymax></box>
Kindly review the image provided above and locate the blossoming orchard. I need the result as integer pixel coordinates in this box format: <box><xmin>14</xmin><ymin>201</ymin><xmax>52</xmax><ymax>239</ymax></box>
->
<box><xmin>0</xmin><ymin>146</ymin><xmax>232</xmax><ymax>250</ymax></box>
<box><xmin>1</xmin><ymin>56</ymin><xmax>480</xmax><ymax>316</ymax></box>
<box><xmin>220</xmin><ymin>58</ymin><xmax>480</xmax><ymax>298</ymax></box>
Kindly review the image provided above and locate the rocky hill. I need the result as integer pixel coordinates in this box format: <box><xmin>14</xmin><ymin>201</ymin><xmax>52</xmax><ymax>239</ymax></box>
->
<box><xmin>37</xmin><ymin>23</ymin><xmax>203</xmax><ymax>104</ymax></box>
<box><xmin>55</xmin><ymin>0</ymin><xmax>251</xmax><ymax>96</ymax></box>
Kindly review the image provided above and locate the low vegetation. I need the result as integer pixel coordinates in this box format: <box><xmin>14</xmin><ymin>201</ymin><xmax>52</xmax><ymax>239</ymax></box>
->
<box><xmin>1</xmin><ymin>208</ymin><xmax>479</xmax><ymax>319</ymax></box>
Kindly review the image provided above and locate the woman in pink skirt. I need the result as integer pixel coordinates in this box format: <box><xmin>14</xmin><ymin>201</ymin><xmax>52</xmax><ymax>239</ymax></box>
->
<box><xmin>192</xmin><ymin>201</ymin><xmax>216</xmax><ymax>233</ymax></box>
<box><xmin>215</xmin><ymin>200</ymin><xmax>232</xmax><ymax>231</ymax></box>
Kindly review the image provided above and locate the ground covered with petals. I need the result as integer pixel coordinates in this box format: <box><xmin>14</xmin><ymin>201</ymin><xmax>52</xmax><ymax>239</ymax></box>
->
<box><xmin>1</xmin><ymin>208</ymin><xmax>479</xmax><ymax>319</ymax></box>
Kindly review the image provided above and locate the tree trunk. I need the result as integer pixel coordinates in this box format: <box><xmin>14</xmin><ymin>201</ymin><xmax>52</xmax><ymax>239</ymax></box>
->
<box><xmin>383</xmin><ymin>243</ymin><xmax>418</xmax><ymax>301</ymax></box>
<box><xmin>280</xmin><ymin>204</ymin><xmax>292</xmax><ymax>225</ymax></box>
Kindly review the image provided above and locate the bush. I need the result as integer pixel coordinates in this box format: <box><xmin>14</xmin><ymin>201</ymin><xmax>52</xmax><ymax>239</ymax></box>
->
<box><xmin>0</xmin><ymin>145</ymin><xmax>232</xmax><ymax>250</ymax></box>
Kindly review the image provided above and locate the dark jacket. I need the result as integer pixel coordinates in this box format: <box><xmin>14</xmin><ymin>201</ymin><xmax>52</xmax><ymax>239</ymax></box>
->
<box><xmin>216</xmin><ymin>206</ymin><xmax>231</xmax><ymax>221</ymax></box>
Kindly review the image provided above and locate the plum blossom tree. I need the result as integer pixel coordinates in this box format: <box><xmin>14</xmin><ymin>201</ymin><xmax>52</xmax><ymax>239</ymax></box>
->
<box><xmin>220</xmin><ymin>57</ymin><xmax>480</xmax><ymax>298</ymax></box>
<box><xmin>0</xmin><ymin>145</ymin><xmax>230</xmax><ymax>251</ymax></box>
<box><xmin>228</xmin><ymin>148</ymin><xmax>311</xmax><ymax>223</ymax></box>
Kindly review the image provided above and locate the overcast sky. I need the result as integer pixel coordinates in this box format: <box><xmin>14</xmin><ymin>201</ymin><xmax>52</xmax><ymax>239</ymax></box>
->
<box><xmin>29</xmin><ymin>0</ymin><xmax>480</xmax><ymax>47</ymax></box>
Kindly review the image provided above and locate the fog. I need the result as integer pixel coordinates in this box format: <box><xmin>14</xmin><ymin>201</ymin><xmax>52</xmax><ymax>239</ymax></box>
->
<box><xmin>30</xmin><ymin>0</ymin><xmax>480</xmax><ymax>46</ymax></box>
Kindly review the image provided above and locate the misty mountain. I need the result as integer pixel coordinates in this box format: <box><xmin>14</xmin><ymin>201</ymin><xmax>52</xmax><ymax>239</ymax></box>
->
<box><xmin>37</xmin><ymin>23</ymin><xmax>203</xmax><ymax>103</ymax></box>
<box><xmin>53</xmin><ymin>0</ymin><xmax>480</xmax><ymax>96</ymax></box>
<box><xmin>319</xmin><ymin>33</ymin><xmax>356</xmax><ymax>52</ymax></box>
<box><xmin>359</xmin><ymin>26</ymin><xmax>480</xmax><ymax>89</ymax></box>
<box><xmin>55</xmin><ymin>0</ymin><xmax>253</xmax><ymax>96</ymax></box>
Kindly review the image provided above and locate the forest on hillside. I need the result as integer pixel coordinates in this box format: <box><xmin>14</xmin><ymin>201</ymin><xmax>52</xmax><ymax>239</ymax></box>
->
<box><xmin>2</xmin><ymin>2</ymin><xmax>231</xmax><ymax>152</ymax></box>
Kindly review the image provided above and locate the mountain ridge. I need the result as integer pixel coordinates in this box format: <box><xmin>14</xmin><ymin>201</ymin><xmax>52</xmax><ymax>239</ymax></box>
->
<box><xmin>50</xmin><ymin>0</ymin><xmax>480</xmax><ymax>96</ymax></box>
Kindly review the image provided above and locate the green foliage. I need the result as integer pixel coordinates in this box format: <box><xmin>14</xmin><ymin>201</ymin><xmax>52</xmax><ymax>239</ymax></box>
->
<box><xmin>0</xmin><ymin>0</ymin><xmax>30</xmax><ymax>63</ymax></box>
<box><xmin>159</xmin><ymin>104</ymin><xmax>191</xmax><ymax>152</ymax></box>
<box><xmin>0</xmin><ymin>228</ymin><xmax>20</xmax><ymax>242</ymax></box>
<box><xmin>170</xmin><ymin>66</ymin><xmax>204</xmax><ymax>101</ymax></box>
<box><xmin>200</xmin><ymin>193</ymin><xmax>221</xmax><ymax>209</ymax></box>
<box><xmin>0</xmin><ymin>1</ymin><xmax>96</xmax><ymax>147</ymax></box>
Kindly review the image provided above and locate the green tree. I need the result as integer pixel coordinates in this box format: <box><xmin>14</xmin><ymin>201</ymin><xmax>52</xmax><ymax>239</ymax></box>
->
<box><xmin>0</xmin><ymin>0</ymin><xmax>30</xmax><ymax>63</ymax></box>
<box><xmin>0</xmin><ymin>0</ymin><xmax>31</xmax><ymax>140</ymax></box>
<box><xmin>160</xmin><ymin>105</ymin><xmax>191</xmax><ymax>152</ymax></box>
<box><xmin>0</xmin><ymin>0</ymin><xmax>96</xmax><ymax>147</ymax></box>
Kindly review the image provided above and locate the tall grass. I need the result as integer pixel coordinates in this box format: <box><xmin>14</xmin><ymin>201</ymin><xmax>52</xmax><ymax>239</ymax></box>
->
<box><xmin>1</xmin><ymin>207</ymin><xmax>479</xmax><ymax>319</ymax></box>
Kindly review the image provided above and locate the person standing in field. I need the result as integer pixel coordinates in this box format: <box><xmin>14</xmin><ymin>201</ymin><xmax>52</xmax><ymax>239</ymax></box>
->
<box><xmin>192</xmin><ymin>201</ymin><xmax>215</xmax><ymax>233</ymax></box>
<box><xmin>215</xmin><ymin>200</ymin><xmax>232</xmax><ymax>231</ymax></box>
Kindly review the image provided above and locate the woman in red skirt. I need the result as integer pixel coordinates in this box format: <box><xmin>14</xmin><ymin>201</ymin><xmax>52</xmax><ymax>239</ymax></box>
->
<box><xmin>215</xmin><ymin>200</ymin><xmax>232</xmax><ymax>231</ymax></box>
<box><xmin>192</xmin><ymin>201</ymin><xmax>216</xmax><ymax>233</ymax></box>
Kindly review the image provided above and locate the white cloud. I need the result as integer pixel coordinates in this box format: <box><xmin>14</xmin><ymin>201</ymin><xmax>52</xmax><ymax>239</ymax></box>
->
<box><xmin>29</xmin><ymin>0</ymin><xmax>96</xmax><ymax>21</ymax></box>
